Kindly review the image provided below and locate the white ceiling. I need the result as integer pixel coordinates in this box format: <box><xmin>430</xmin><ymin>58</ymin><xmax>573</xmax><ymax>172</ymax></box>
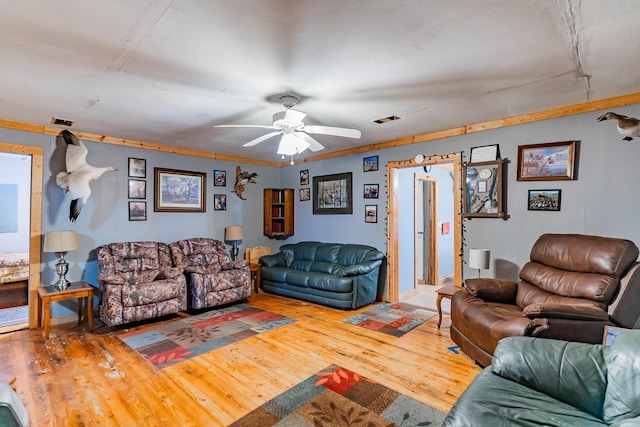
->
<box><xmin>1</xmin><ymin>0</ymin><xmax>639</xmax><ymax>163</ymax></box>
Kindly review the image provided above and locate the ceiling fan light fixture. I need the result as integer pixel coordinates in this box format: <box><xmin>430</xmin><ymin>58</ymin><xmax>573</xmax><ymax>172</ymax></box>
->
<box><xmin>277</xmin><ymin>131</ymin><xmax>310</xmax><ymax>156</ymax></box>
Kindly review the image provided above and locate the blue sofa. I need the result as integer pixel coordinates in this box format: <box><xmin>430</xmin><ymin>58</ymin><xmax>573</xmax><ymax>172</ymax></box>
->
<box><xmin>259</xmin><ymin>241</ymin><xmax>385</xmax><ymax>309</ymax></box>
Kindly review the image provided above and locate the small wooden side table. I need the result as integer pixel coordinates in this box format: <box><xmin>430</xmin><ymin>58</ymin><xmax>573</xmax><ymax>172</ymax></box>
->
<box><xmin>436</xmin><ymin>285</ymin><xmax>463</xmax><ymax>329</ymax></box>
<box><xmin>37</xmin><ymin>281</ymin><xmax>94</xmax><ymax>339</ymax></box>
<box><xmin>248</xmin><ymin>263</ymin><xmax>261</xmax><ymax>294</ymax></box>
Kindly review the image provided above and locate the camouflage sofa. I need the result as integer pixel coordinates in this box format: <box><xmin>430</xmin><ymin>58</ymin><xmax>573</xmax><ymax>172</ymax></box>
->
<box><xmin>169</xmin><ymin>238</ymin><xmax>251</xmax><ymax>310</ymax></box>
<box><xmin>96</xmin><ymin>241</ymin><xmax>187</xmax><ymax>327</ymax></box>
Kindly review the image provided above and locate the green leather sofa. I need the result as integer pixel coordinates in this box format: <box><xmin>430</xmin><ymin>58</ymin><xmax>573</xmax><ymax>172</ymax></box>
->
<box><xmin>443</xmin><ymin>331</ymin><xmax>640</xmax><ymax>426</ymax></box>
<box><xmin>259</xmin><ymin>241</ymin><xmax>385</xmax><ymax>309</ymax></box>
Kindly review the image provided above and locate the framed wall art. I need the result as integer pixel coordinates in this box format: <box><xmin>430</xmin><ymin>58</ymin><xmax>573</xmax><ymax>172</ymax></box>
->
<box><xmin>300</xmin><ymin>169</ymin><xmax>309</xmax><ymax>185</ymax></box>
<box><xmin>128</xmin><ymin>201</ymin><xmax>147</xmax><ymax>221</ymax></box>
<box><xmin>128</xmin><ymin>158</ymin><xmax>146</xmax><ymax>178</ymax></box>
<box><xmin>214</xmin><ymin>170</ymin><xmax>226</xmax><ymax>187</ymax></box>
<box><xmin>527</xmin><ymin>189</ymin><xmax>561</xmax><ymax>211</ymax></box>
<box><xmin>213</xmin><ymin>194</ymin><xmax>227</xmax><ymax>210</ymax></box>
<box><xmin>463</xmin><ymin>159</ymin><xmax>505</xmax><ymax>218</ymax></box>
<box><xmin>299</xmin><ymin>188</ymin><xmax>310</xmax><ymax>201</ymax></box>
<box><xmin>128</xmin><ymin>179</ymin><xmax>146</xmax><ymax>199</ymax></box>
<box><xmin>363</xmin><ymin>155</ymin><xmax>379</xmax><ymax>172</ymax></box>
<box><xmin>363</xmin><ymin>184</ymin><xmax>379</xmax><ymax>199</ymax></box>
<box><xmin>517</xmin><ymin>140</ymin><xmax>578</xmax><ymax>181</ymax></box>
<box><xmin>313</xmin><ymin>172</ymin><xmax>353</xmax><ymax>214</ymax></box>
<box><xmin>154</xmin><ymin>167</ymin><xmax>206</xmax><ymax>212</ymax></box>
<box><xmin>365</xmin><ymin>205</ymin><xmax>378</xmax><ymax>223</ymax></box>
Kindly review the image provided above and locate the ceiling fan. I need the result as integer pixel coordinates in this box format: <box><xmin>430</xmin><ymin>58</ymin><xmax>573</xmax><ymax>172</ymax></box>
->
<box><xmin>214</xmin><ymin>94</ymin><xmax>361</xmax><ymax>157</ymax></box>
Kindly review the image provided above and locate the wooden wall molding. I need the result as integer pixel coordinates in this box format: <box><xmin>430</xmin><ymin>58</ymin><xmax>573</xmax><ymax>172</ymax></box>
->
<box><xmin>1</xmin><ymin>91</ymin><xmax>639</xmax><ymax>167</ymax></box>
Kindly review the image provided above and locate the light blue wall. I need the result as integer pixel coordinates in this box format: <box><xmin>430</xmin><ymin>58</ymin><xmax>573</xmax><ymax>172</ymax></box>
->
<box><xmin>2</xmin><ymin>102</ymin><xmax>640</xmax><ymax>318</ymax></box>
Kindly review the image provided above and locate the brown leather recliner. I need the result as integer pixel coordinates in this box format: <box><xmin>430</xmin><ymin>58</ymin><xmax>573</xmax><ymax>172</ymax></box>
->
<box><xmin>451</xmin><ymin>233</ymin><xmax>640</xmax><ymax>367</ymax></box>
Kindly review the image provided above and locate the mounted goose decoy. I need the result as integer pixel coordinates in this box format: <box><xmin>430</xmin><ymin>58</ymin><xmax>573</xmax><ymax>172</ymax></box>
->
<box><xmin>232</xmin><ymin>165</ymin><xmax>258</xmax><ymax>200</ymax></box>
<box><xmin>597</xmin><ymin>112</ymin><xmax>640</xmax><ymax>141</ymax></box>
<box><xmin>55</xmin><ymin>130</ymin><xmax>118</xmax><ymax>222</ymax></box>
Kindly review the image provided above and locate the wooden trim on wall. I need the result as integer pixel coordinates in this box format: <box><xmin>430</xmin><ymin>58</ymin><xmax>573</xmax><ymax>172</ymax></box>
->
<box><xmin>0</xmin><ymin>142</ymin><xmax>43</xmax><ymax>329</ymax></box>
<box><xmin>0</xmin><ymin>92</ymin><xmax>639</xmax><ymax>168</ymax></box>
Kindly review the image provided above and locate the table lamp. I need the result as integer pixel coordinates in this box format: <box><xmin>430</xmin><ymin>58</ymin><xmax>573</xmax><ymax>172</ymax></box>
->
<box><xmin>468</xmin><ymin>248</ymin><xmax>491</xmax><ymax>278</ymax></box>
<box><xmin>43</xmin><ymin>230</ymin><xmax>79</xmax><ymax>290</ymax></box>
<box><xmin>224</xmin><ymin>226</ymin><xmax>244</xmax><ymax>261</ymax></box>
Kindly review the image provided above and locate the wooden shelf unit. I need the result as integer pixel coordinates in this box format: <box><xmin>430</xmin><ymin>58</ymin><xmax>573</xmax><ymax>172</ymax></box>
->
<box><xmin>264</xmin><ymin>188</ymin><xmax>294</xmax><ymax>239</ymax></box>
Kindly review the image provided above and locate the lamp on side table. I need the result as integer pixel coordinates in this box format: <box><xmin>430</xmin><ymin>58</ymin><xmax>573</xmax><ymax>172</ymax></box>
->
<box><xmin>43</xmin><ymin>230</ymin><xmax>79</xmax><ymax>291</ymax></box>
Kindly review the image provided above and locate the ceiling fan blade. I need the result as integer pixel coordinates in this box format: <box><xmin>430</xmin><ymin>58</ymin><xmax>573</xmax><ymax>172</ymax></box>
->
<box><xmin>242</xmin><ymin>131</ymin><xmax>282</xmax><ymax>147</ymax></box>
<box><xmin>215</xmin><ymin>124</ymin><xmax>277</xmax><ymax>129</ymax></box>
<box><xmin>302</xmin><ymin>125</ymin><xmax>361</xmax><ymax>139</ymax></box>
<box><xmin>297</xmin><ymin>132</ymin><xmax>325</xmax><ymax>152</ymax></box>
<box><xmin>283</xmin><ymin>109</ymin><xmax>307</xmax><ymax>123</ymax></box>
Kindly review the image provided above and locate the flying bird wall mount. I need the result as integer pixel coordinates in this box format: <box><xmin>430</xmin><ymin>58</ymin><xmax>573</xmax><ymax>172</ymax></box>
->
<box><xmin>597</xmin><ymin>112</ymin><xmax>640</xmax><ymax>141</ymax></box>
<box><xmin>232</xmin><ymin>165</ymin><xmax>258</xmax><ymax>200</ymax></box>
<box><xmin>55</xmin><ymin>130</ymin><xmax>118</xmax><ymax>222</ymax></box>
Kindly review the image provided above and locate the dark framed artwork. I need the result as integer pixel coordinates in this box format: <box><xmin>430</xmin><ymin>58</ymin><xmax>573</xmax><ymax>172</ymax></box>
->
<box><xmin>213</xmin><ymin>194</ymin><xmax>227</xmax><ymax>211</ymax></box>
<box><xmin>517</xmin><ymin>140</ymin><xmax>578</xmax><ymax>181</ymax></box>
<box><xmin>363</xmin><ymin>184</ymin><xmax>379</xmax><ymax>199</ymax></box>
<box><xmin>363</xmin><ymin>155</ymin><xmax>379</xmax><ymax>172</ymax></box>
<box><xmin>313</xmin><ymin>172</ymin><xmax>353</xmax><ymax>215</ymax></box>
<box><xmin>214</xmin><ymin>170</ymin><xmax>226</xmax><ymax>187</ymax></box>
<box><xmin>128</xmin><ymin>179</ymin><xmax>146</xmax><ymax>199</ymax></box>
<box><xmin>300</xmin><ymin>169</ymin><xmax>309</xmax><ymax>185</ymax></box>
<box><xmin>365</xmin><ymin>205</ymin><xmax>378</xmax><ymax>223</ymax></box>
<box><xmin>299</xmin><ymin>188</ymin><xmax>310</xmax><ymax>201</ymax></box>
<box><xmin>128</xmin><ymin>158</ymin><xmax>146</xmax><ymax>178</ymax></box>
<box><xmin>463</xmin><ymin>159</ymin><xmax>505</xmax><ymax>218</ymax></box>
<box><xmin>154</xmin><ymin>167</ymin><xmax>206</xmax><ymax>212</ymax></box>
<box><xmin>527</xmin><ymin>189</ymin><xmax>561</xmax><ymax>211</ymax></box>
<box><xmin>128</xmin><ymin>201</ymin><xmax>147</xmax><ymax>221</ymax></box>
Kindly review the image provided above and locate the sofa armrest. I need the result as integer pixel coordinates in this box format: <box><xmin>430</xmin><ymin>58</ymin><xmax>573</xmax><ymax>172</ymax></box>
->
<box><xmin>158</xmin><ymin>267</ymin><xmax>183</xmax><ymax>279</ymax></box>
<box><xmin>185</xmin><ymin>265</ymin><xmax>222</xmax><ymax>275</ymax></box>
<box><xmin>336</xmin><ymin>260</ymin><xmax>380</xmax><ymax>276</ymax></box>
<box><xmin>492</xmin><ymin>336</ymin><xmax>608</xmax><ymax>419</ymax></box>
<box><xmin>222</xmin><ymin>259</ymin><xmax>248</xmax><ymax>270</ymax></box>
<box><xmin>523</xmin><ymin>303</ymin><xmax>609</xmax><ymax>321</ymax></box>
<box><xmin>464</xmin><ymin>278</ymin><xmax>517</xmax><ymax>303</ymax></box>
<box><xmin>97</xmin><ymin>274</ymin><xmax>125</xmax><ymax>285</ymax></box>
<box><xmin>260</xmin><ymin>253</ymin><xmax>287</xmax><ymax>267</ymax></box>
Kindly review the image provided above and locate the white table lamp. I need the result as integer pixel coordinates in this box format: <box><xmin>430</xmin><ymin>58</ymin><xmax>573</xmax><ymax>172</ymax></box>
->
<box><xmin>43</xmin><ymin>230</ymin><xmax>79</xmax><ymax>290</ymax></box>
<box><xmin>468</xmin><ymin>248</ymin><xmax>491</xmax><ymax>278</ymax></box>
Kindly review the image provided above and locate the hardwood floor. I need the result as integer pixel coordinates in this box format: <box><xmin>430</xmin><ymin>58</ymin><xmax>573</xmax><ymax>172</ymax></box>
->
<box><xmin>0</xmin><ymin>293</ymin><xmax>481</xmax><ymax>426</ymax></box>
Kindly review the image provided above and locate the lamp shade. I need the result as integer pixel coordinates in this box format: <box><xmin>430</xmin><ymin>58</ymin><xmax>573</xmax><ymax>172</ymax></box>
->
<box><xmin>43</xmin><ymin>230</ymin><xmax>79</xmax><ymax>253</ymax></box>
<box><xmin>224</xmin><ymin>226</ymin><xmax>244</xmax><ymax>243</ymax></box>
<box><xmin>468</xmin><ymin>248</ymin><xmax>490</xmax><ymax>270</ymax></box>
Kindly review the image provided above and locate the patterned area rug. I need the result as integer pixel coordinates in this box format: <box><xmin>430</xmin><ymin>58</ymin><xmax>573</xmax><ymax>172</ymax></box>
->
<box><xmin>230</xmin><ymin>364</ymin><xmax>446</xmax><ymax>426</ymax></box>
<box><xmin>341</xmin><ymin>302</ymin><xmax>436</xmax><ymax>337</ymax></box>
<box><xmin>119</xmin><ymin>304</ymin><xmax>295</xmax><ymax>369</ymax></box>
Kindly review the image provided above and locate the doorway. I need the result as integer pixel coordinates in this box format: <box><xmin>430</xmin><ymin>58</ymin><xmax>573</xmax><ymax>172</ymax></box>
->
<box><xmin>386</xmin><ymin>153</ymin><xmax>463</xmax><ymax>304</ymax></box>
<box><xmin>414</xmin><ymin>173</ymin><xmax>437</xmax><ymax>286</ymax></box>
<box><xmin>0</xmin><ymin>143</ymin><xmax>43</xmax><ymax>333</ymax></box>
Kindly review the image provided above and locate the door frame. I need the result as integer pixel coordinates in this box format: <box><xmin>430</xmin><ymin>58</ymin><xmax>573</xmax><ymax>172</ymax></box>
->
<box><xmin>386</xmin><ymin>153</ymin><xmax>462</xmax><ymax>302</ymax></box>
<box><xmin>0</xmin><ymin>142</ymin><xmax>43</xmax><ymax>329</ymax></box>
<box><xmin>414</xmin><ymin>173</ymin><xmax>437</xmax><ymax>286</ymax></box>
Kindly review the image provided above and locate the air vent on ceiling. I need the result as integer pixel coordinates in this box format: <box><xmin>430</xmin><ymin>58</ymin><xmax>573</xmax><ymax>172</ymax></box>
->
<box><xmin>51</xmin><ymin>117</ymin><xmax>74</xmax><ymax>127</ymax></box>
<box><xmin>373</xmin><ymin>115</ymin><xmax>401</xmax><ymax>124</ymax></box>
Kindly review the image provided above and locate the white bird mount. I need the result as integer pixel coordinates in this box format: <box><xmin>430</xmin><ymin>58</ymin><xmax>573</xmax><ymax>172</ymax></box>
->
<box><xmin>55</xmin><ymin>130</ymin><xmax>118</xmax><ymax>222</ymax></box>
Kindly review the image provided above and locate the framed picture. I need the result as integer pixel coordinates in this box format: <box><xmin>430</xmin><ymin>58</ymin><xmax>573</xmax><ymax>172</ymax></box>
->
<box><xmin>517</xmin><ymin>140</ymin><xmax>578</xmax><ymax>181</ymax></box>
<box><xmin>128</xmin><ymin>158</ymin><xmax>146</xmax><ymax>178</ymax></box>
<box><xmin>602</xmin><ymin>325</ymin><xmax>630</xmax><ymax>345</ymax></box>
<box><xmin>300</xmin><ymin>169</ymin><xmax>309</xmax><ymax>185</ymax></box>
<box><xmin>365</xmin><ymin>205</ymin><xmax>378</xmax><ymax>223</ymax></box>
<box><xmin>214</xmin><ymin>170</ymin><xmax>226</xmax><ymax>187</ymax></box>
<box><xmin>128</xmin><ymin>179</ymin><xmax>146</xmax><ymax>199</ymax></box>
<box><xmin>364</xmin><ymin>184</ymin><xmax>379</xmax><ymax>199</ymax></box>
<box><xmin>463</xmin><ymin>159</ymin><xmax>505</xmax><ymax>218</ymax></box>
<box><xmin>154</xmin><ymin>167</ymin><xmax>206</xmax><ymax>212</ymax></box>
<box><xmin>299</xmin><ymin>188</ymin><xmax>310</xmax><ymax>201</ymax></box>
<box><xmin>363</xmin><ymin>155</ymin><xmax>379</xmax><ymax>172</ymax></box>
<box><xmin>528</xmin><ymin>189</ymin><xmax>561</xmax><ymax>211</ymax></box>
<box><xmin>470</xmin><ymin>144</ymin><xmax>500</xmax><ymax>163</ymax></box>
<box><xmin>313</xmin><ymin>172</ymin><xmax>353</xmax><ymax>215</ymax></box>
<box><xmin>128</xmin><ymin>201</ymin><xmax>147</xmax><ymax>221</ymax></box>
<box><xmin>213</xmin><ymin>194</ymin><xmax>227</xmax><ymax>211</ymax></box>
